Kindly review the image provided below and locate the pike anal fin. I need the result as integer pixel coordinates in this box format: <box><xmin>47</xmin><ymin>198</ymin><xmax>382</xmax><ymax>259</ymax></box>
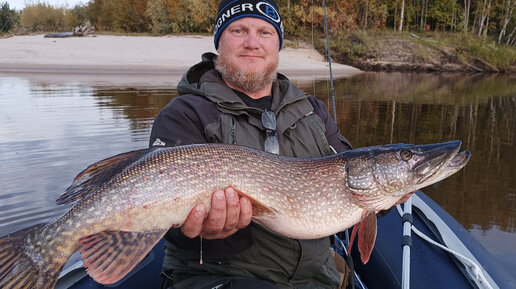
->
<box><xmin>79</xmin><ymin>229</ymin><xmax>166</xmax><ymax>285</ymax></box>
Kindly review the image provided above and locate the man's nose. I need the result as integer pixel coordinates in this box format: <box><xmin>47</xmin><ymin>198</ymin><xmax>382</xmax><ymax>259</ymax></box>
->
<box><xmin>243</xmin><ymin>32</ymin><xmax>260</xmax><ymax>48</ymax></box>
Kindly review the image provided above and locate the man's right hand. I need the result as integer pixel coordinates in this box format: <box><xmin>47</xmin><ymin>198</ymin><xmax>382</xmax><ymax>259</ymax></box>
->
<box><xmin>180</xmin><ymin>187</ymin><xmax>253</xmax><ymax>240</ymax></box>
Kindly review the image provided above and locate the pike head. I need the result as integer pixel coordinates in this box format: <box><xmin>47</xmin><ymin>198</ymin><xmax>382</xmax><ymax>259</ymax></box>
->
<box><xmin>344</xmin><ymin>140</ymin><xmax>471</xmax><ymax>212</ymax></box>
<box><xmin>343</xmin><ymin>140</ymin><xmax>471</xmax><ymax>263</ymax></box>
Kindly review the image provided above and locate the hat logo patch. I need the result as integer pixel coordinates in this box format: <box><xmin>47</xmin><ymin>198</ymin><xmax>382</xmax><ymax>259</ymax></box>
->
<box><xmin>257</xmin><ymin>2</ymin><xmax>281</xmax><ymax>23</ymax></box>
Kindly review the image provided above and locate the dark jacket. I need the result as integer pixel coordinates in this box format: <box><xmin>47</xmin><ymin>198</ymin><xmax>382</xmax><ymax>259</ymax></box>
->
<box><xmin>149</xmin><ymin>53</ymin><xmax>352</xmax><ymax>289</ymax></box>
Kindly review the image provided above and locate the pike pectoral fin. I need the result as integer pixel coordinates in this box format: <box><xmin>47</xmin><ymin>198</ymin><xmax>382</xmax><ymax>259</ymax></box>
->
<box><xmin>346</xmin><ymin>211</ymin><xmax>377</xmax><ymax>264</ymax></box>
<box><xmin>57</xmin><ymin>149</ymin><xmax>150</xmax><ymax>205</ymax></box>
<box><xmin>249</xmin><ymin>199</ymin><xmax>275</xmax><ymax>216</ymax></box>
<box><xmin>79</xmin><ymin>229</ymin><xmax>166</xmax><ymax>284</ymax></box>
<box><xmin>358</xmin><ymin>211</ymin><xmax>377</xmax><ymax>264</ymax></box>
<box><xmin>230</xmin><ymin>186</ymin><xmax>275</xmax><ymax>216</ymax></box>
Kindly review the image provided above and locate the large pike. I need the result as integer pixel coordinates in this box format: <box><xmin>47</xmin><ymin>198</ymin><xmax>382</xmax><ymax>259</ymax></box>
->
<box><xmin>0</xmin><ymin>141</ymin><xmax>470</xmax><ymax>289</ymax></box>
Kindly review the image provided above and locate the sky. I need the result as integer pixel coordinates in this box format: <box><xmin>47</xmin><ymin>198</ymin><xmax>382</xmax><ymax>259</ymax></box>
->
<box><xmin>7</xmin><ymin>0</ymin><xmax>88</xmax><ymax>10</ymax></box>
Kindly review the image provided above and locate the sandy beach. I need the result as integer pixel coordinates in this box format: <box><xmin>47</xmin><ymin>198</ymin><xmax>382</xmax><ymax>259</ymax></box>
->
<box><xmin>0</xmin><ymin>34</ymin><xmax>361</xmax><ymax>86</ymax></box>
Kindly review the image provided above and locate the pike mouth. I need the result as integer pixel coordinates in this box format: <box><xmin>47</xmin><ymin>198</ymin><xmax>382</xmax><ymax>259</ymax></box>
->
<box><xmin>416</xmin><ymin>145</ymin><xmax>471</xmax><ymax>185</ymax></box>
<box><xmin>449</xmin><ymin>150</ymin><xmax>471</xmax><ymax>167</ymax></box>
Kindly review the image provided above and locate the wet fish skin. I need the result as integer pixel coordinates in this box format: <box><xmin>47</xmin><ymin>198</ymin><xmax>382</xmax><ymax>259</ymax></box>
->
<box><xmin>0</xmin><ymin>141</ymin><xmax>471</xmax><ymax>289</ymax></box>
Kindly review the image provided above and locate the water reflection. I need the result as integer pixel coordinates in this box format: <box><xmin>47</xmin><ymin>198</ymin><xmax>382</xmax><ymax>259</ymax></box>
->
<box><xmin>92</xmin><ymin>87</ymin><xmax>177</xmax><ymax>142</ymax></box>
<box><xmin>0</xmin><ymin>72</ymin><xmax>514</xmax><ymax>275</ymax></box>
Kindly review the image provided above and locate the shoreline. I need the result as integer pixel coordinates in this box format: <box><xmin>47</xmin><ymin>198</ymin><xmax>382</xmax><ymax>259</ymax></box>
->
<box><xmin>0</xmin><ymin>34</ymin><xmax>362</xmax><ymax>86</ymax></box>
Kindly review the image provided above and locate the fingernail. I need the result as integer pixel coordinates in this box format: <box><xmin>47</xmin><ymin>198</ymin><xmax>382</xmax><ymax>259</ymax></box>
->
<box><xmin>226</xmin><ymin>188</ymin><xmax>236</xmax><ymax>198</ymax></box>
<box><xmin>195</xmin><ymin>205</ymin><xmax>205</xmax><ymax>217</ymax></box>
<box><xmin>215</xmin><ymin>190</ymin><xmax>224</xmax><ymax>200</ymax></box>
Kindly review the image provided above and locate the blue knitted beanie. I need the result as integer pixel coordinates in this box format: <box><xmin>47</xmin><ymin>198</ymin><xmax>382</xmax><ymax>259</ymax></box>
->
<box><xmin>213</xmin><ymin>0</ymin><xmax>284</xmax><ymax>50</ymax></box>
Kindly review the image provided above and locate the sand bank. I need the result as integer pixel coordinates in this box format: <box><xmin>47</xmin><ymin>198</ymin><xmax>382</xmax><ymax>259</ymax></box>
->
<box><xmin>0</xmin><ymin>34</ymin><xmax>361</xmax><ymax>86</ymax></box>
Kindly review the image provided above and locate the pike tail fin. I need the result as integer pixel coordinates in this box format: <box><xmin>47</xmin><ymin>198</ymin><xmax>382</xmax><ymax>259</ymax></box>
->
<box><xmin>0</xmin><ymin>224</ymin><xmax>64</xmax><ymax>289</ymax></box>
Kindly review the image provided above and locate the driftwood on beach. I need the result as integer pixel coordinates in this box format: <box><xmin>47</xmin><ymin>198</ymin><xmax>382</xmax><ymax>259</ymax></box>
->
<box><xmin>44</xmin><ymin>21</ymin><xmax>95</xmax><ymax>38</ymax></box>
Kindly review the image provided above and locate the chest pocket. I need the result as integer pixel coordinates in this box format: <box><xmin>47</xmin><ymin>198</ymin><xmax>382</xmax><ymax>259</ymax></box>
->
<box><xmin>220</xmin><ymin>114</ymin><xmax>237</xmax><ymax>145</ymax></box>
<box><xmin>213</xmin><ymin>114</ymin><xmax>263</xmax><ymax>151</ymax></box>
<box><xmin>205</xmin><ymin>114</ymin><xmax>241</xmax><ymax>146</ymax></box>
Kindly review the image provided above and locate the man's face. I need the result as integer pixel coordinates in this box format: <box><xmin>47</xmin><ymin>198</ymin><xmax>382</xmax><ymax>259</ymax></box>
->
<box><xmin>216</xmin><ymin>17</ymin><xmax>280</xmax><ymax>94</ymax></box>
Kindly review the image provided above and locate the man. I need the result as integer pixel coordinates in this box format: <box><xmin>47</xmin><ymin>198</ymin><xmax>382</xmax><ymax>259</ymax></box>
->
<box><xmin>149</xmin><ymin>0</ymin><xmax>352</xmax><ymax>288</ymax></box>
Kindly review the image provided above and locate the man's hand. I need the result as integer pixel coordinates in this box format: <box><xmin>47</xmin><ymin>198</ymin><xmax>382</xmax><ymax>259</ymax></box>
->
<box><xmin>181</xmin><ymin>187</ymin><xmax>253</xmax><ymax>240</ymax></box>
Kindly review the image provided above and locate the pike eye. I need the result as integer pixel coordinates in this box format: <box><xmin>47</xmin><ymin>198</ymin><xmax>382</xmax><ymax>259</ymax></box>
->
<box><xmin>400</xmin><ymin>150</ymin><xmax>413</xmax><ymax>161</ymax></box>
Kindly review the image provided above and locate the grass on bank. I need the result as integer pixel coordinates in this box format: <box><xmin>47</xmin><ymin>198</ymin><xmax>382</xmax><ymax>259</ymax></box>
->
<box><xmin>307</xmin><ymin>30</ymin><xmax>516</xmax><ymax>72</ymax></box>
<box><xmin>417</xmin><ymin>31</ymin><xmax>516</xmax><ymax>71</ymax></box>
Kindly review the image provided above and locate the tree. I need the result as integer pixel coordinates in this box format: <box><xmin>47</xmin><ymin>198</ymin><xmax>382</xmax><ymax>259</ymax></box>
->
<box><xmin>428</xmin><ymin>0</ymin><xmax>458</xmax><ymax>31</ymax></box>
<box><xmin>111</xmin><ymin>0</ymin><xmax>134</xmax><ymax>31</ymax></box>
<box><xmin>419</xmin><ymin>0</ymin><xmax>429</xmax><ymax>31</ymax></box>
<box><xmin>146</xmin><ymin>0</ymin><xmax>173</xmax><ymax>34</ymax></box>
<box><xmin>0</xmin><ymin>2</ymin><xmax>16</xmax><ymax>32</ymax></box>
<box><xmin>498</xmin><ymin>0</ymin><xmax>515</xmax><ymax>43</ymax></box>
<box><xmin>132</xmin><ymin>0</ymin><xmax>150</xmax><ymax>32</ymax></box>
<box><xmin>464</xmin><ymin>0</ymin><xmax>472</xmax><ymax>32</ymax></box>
<box><xmin>506</xmin><ymin>23</ymin><xmax>516</xmax><ymax>44</ymax></box>
<box><xmin>20</xmin><ymin>3</ymin><xmax>72</xmax><ymax>31</ymax></box>
<box><xmin>87</xmin><ymin>0</ymin><xmax>115</xmax><ymax>30</ymax></box>
<box><xmin>478</xmin><ymin>0</ymin><xmax>492</xmax><ymax>36</ymax></box>
<box><xmin>87</xmin><ymin>0</ymin><xmax>102</xmax><ymax>26</ymax></box>
<box><xmin>399</xmin><ymin>0</ymin><xmax>405</xmax><ymax>31</ymax></box>
<box><xmin>71</xmin><ymin>4</ymin><xmax>88</xmax><ymax>24</ymax></box>
<box><xmin>20</xmin><ymin>0</ymin><xmax>509</xmax><ymax>45</ymax></box>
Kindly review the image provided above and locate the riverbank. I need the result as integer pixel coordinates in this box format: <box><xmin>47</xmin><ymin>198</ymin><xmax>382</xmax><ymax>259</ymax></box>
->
<box><xmin>321</xmin><ymin>31</ymin><xmax>516</xmax><ymax>73</ymax></box>
<box><xmin>0</xmin><ymin>34</ymin><xmax>362</xmax><ymax>86</ymax></box>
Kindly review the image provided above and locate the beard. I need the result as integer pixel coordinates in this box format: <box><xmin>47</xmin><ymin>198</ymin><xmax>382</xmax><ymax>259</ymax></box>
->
<box><xmin>215</xmin><ymin>51</ymin><xmax>278</xmax><ymax>93</ymax></box>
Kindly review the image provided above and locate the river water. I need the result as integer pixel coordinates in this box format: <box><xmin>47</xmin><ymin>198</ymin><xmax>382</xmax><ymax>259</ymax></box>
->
<box><xmin>0</xmin><ymin>72</ymin><xmax>514</xmax><ymax>279</ymax></box>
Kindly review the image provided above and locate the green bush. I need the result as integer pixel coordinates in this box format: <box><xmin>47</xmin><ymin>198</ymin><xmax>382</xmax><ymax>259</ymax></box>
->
<box><xmin>0</xmin><ymin>2</ymin><xmax>18</xmax><ymax>33</ymax></box>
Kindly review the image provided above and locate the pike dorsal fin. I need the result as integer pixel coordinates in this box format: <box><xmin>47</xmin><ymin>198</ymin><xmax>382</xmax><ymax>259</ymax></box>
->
<box><xmin>56</xmin><ymin>149</ymin><xmax>150</xmax><ymax>205</ymax></box>
<box><xmin>79</xmin><ymin>229</ymin><xmax>166</xmax><ymax>285</ymax></box>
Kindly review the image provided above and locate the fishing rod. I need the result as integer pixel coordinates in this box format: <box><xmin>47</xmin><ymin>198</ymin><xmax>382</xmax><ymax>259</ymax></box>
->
<box><xmin>321</xmin><ymin>1</ymin><xmax>357</xmax><ymax>289</ymax></box>
<box><xmin>322</xmin><ymin>0</ymin><xmax>337</xmax><ymax>122</ymax></box>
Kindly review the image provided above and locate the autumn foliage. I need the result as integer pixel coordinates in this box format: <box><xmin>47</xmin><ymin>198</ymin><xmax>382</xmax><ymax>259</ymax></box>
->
<box><xmin>1</xmin><ymin>0</ymin><xmax>515</xmax><ymax>46</ymax></box>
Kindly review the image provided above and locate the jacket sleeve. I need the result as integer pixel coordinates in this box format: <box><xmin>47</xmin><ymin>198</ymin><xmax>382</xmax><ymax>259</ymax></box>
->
<box><xmin>309</xmin><ymin>96</ymin><xmax>352</xmax><ymax>152</ymax></box>
<box><xmin>149</xmin><ymin>95</ymin><xmax>209</xmax><ymax>148</ymax></box>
